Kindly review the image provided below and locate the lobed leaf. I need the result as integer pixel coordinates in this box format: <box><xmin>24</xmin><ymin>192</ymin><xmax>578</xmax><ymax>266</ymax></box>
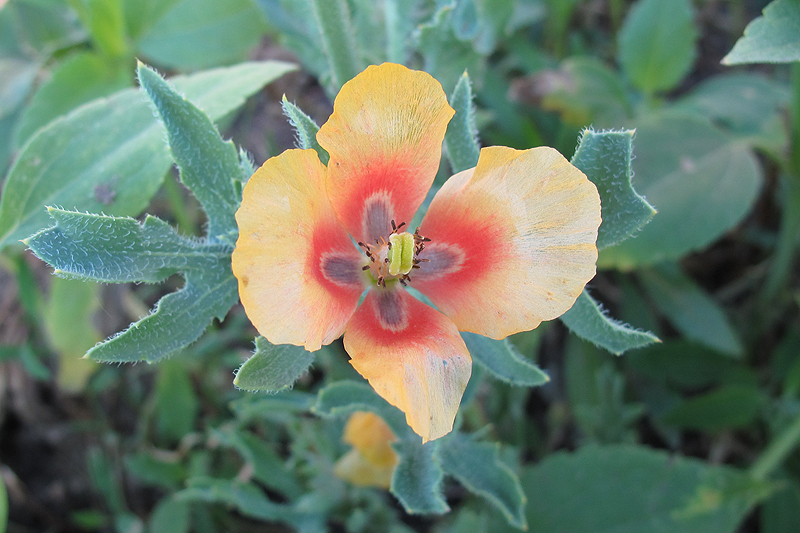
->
<box><xmin>462</xmin><ymin>332</ymin><xmax>549</xmax><ymax>387</ymax></box>
<box><xmin>138</xmin><ymin>62</ymin><xmax>242</xmax><ymax>241</ymax></box>
<box><xmin>723</xmin><ymin>0</ymin><xmax>800</xmax><ymax>65</ymax></box>
<box><xmin>25</xmin><ymin>209</ymin><xmax>229</xmax><ymax>283</ymax></box>
<box><xmin>234</xmin><ymin>337</ymin><xmax>316</xmax><ymax>393</ymax></box>
<box><xmin>0</xmin><ymin>61</ymin><xmax>296</xmax><ymax>250</ymax></box>
<box><xmin>86</xmin><ymin>259</ymin><xmax>238</xmax><ymax>363</ymax></box>
<box><xmin>444</xmin><ymin>71</ymin><xmax>480</xmax><ymax>174</ymax></box>
<box><xmin>391</xmin><ymin>440</ymin><xmax>449</xmax><ymax>515</ymax></box>
<box><xmin>438</xmin><ymin>433</ymin><xmax>526</xmax><ymax>528</ymax></box>
<box><xmin>560</xmin><ymin>290</ymin><xmax>660</xmax><ymax>356</ymax></box>
<box><xmin>597</xmin><ymin>114</ymin><xmax>761</xmax><ymax>269</ymax></box>
<box><xmin>571</xmin><ymin>129</ymin><xmax>656</xmax><ymax>249</ymax></box>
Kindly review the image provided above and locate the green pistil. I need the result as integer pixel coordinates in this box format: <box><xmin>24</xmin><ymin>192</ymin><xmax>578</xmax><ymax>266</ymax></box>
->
<box><xmin>388</xmin><ymin>232</ymin><xmax>415</xmax><ymax>276</ymax></box>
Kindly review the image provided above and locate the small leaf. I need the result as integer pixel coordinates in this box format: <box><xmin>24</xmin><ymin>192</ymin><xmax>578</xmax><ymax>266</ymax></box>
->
<box><xmin>438</xmin><ymin>433</ymin><xmax>526</xmax><ymax>528</ymax></box>
<box><xmin>444</xmin><ymin>71</ymin><xmax>480</xmax><ymax>174</ymax></box>
<box><xmin>26</xmin><ymin>210</ymin><xmax>229</xmax><ymax>283</ymax></box>
<box><xmin>560</xmin><ymin>290</ymin><xmax>660</xmax><ymax>355</ymax></box>
<box><xmin>234</xmin><ymin>337</ymin><xmax>315</xmax><ymax>393</ymax></box>
<box><xmin>571</xmin><ymin>129</ymin><xmax>655</xmax><ymax>249</ymax></box>
<box><xmin>0</xmin><ymin>60</ymin><xmax>295</xmax><ymax>250</ymax></box>
<box><xmin>462</xmin><ymin>332</ymin><xmax>549</xmax><ymax>387</ymax></box>
<box><xmin>280</xmin><ymin>96</ymin><xmax>329</xmax><ymax>163</ymax></box>
<box><xmin>391</xmin><ymin>440</ymin><xmax>449</xmax><ymax>515</ymax></box>
<box><xmin>638</xmin><ymin>263</ymin><xmax>743</xmax><ymax>358</ymax></box>
<box><xmin>723</xmin><ymin>0</ymin><xmax>800</xmax><ymax>65</ymax></box>
<box><xmin>618</xmin><ymin>0</ymin><xmax>697</xmax><ymax>94</ymax></box>
<box><xmin>523</xmin><ymin>444</ymin><xmax>773</xmax><ymax>533</ymax></box>
<box><xmin>311</xmin><ymin>381</ymin><xmax>412</xmax><ymax>440</ymax></box>
<box><xmin>138</xmin><ymin>62</ymin><xmax>241</xmax><ymax>241</ymax></box>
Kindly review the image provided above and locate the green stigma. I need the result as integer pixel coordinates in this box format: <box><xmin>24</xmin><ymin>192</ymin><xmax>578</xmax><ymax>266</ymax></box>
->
<box><xmin>387</xmin><ymin>232</ymin><xmax>416</xmax><ymax>276</ymax></box>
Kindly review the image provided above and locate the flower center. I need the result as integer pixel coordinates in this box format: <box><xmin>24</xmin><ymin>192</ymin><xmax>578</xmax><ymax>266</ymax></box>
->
<box><xmin>359</xmin><ymin>221</ymin><xmax>430</xmax><ymax>288</ymax></box>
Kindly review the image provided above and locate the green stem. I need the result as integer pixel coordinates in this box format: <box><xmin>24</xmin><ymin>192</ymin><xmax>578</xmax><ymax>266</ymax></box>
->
<box><xmin>761</xmin><ymin>63</ymin><xmax>800</xmax><ymax>303</ymax></box>
<box><xmin>310</xmin><ymin>0</ymin><xmax>362</xmax><ymax>93</ymax></box>
<box><xmin>750</xmin><ymin>408</ymin><xmax>800</xmax><ymax>480</ymax></box>
<box><xmin>163</xmin><ymin>174</ymin><xmax>196</xmax><ymax>236</ymax></box>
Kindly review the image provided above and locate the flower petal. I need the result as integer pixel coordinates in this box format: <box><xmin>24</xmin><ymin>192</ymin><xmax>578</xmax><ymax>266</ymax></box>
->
<box><xmin>232</xmin><ymin>149</ymin><xmax>365</xmax><ymax>351</ymax></box>
<box><xmin>414</xmin><ymin>146</ymin><xmax>601</xmax><ymax>339</ymax></box>
<box><xmin>317</xmin><ymin>63</ymin><xmax>454</xmax><ymax>244</ymax></box>
<box><xmin>342</xmin><ymin>411</ymin><xmax>398</xmax><ymax>466</ymax></box>
<box><xmin>343</xmin><ymin>288</ymin><xmax>471</xmax><ymax>442</ymax></box>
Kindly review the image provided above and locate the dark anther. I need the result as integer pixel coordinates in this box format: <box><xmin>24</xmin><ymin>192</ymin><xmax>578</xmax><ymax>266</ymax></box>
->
<box><xmin>412</xmin><ymin>264</ymin><xmax>420</xmax><ymax>269</ymax></box>
<box><xmin>399</xmin><ymin>279</ymin><xmax>407</xmax><ymax>286</ymax></box>
<box><xmin>391</xmin><ymin>220</ymin><xmax>396</xmax><ymax>231</ymax></box>
<box><xmin>362</xmin><ymin>265</ymin><xmax>370</xmax><ymax>271</ymax></box>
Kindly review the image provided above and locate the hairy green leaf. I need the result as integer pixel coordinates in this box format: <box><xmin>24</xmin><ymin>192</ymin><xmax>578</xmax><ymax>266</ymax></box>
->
<box><xmin>311</xmin><ymin>381</ymin><xmax>412</xmax><ymax>440</ymax></box>
<box><xmin>87</xmin><ymin>260</ymin><xmax>237</xmax><ymax>363</ymax></box>
<box><xmin>234</xmin><ymin>338</ymin><xmax>315</xmax><ymax>393</ymax></box>
<box><xmin>25</xmin><ymin>209</ymin><xmax>229</xmax><ymax>283</ymax></box>
<box><xmin>438</xmin><ymin>433</ymin><xmax>526</xmax><ymax>528</ymax></box>
<box><xmin>618</xmin><ymin>0</ymin><xmax>697</xmax><ymax>94</ymax></box>
<box><xmin>281</xmin><ymin>96</ymin><xmax>329</xmax><ymax>163</ymax></box>
<box><xmin>444</xmin><ymin>71</ymin><xmax>480</xmax><ymax>173</ymax></box>
<box><xmin>462</xmin><ymin>332</ymin><xmax>549</xmax><ymax>387</ymax></box>
<box><xmin>177</xmin><ymin>478</ymin><xmax>303</xmax><ymax>524</ymax></box>
<box><xmin>0</xmin><ymin>61</ymin><xmax>295</xmax><ymax>250</ymax></box>
<box><xmin>571</xmin><ymin>129</ymin><xmax>655</xmax><ymax>249</ymax></box>
<box><xmin>138</xmin><ymin>62</ymin><xmax>241</xmax><ymax>240</ymax></box>
<box><xmin>723</xmin><ymin>0</ymin><xmax>800</xmax><ymax>64</ymax></box>
<box><xmin>391</xmin><ymin>440</ymin><xmax>449</xmax><ymax>515</ymax></box>
<box><xmin>149</xmin><ymin>497</ymin><xmax>190</xmax><ymax>533</ymax></box>
<box><xmin>598</xmin><ymin>114</ymin><xmax>761</xmax><ymax>269</ymax></box>
<box><xmin>560</xmin><ymin>290</ymin><xmax>660</xmax><ymax>355</ymax></box>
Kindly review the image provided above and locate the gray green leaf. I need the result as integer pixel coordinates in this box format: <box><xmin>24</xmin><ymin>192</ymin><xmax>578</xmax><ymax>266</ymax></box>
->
<box><xmin>138</xmin><ymin>62</ymin><xmax>241</xmax><ymax>240</ymax></box>
<box><xmin>560</xmin><ymin>290</ymin><xmax>660</xmax><ymax>355</ymax></box>
<box><xmin>571</xmin><ymin>129</ymin><xmax>655</xmax><ymax>249</ymax></box>
<box><xmin>438</xmin><ymin>433</ymin><xmax>526</xmax><ymax>528</ymax></box>
<box><xmin>618</xmin><ymin>0</ymin><xmax>697</xmax><ymax>94</ymax></box>
<box><xmin>462</xmin><ymin>332</ymin><xmax>549</xmax><ymax>387</ymax></box>
<box><xmin>391</xmin><ymin>440</ymin><xmax>449</xmax><ymax>515</ymax></box>
<box><xmin>0</xmin><ymin>60</ymin><xmax>296</xmax><ymax>250</ymax></box>
<box><xmin>311</xmin><ymin>380</ymin><xmax>412</xmax><ymax>440</ymax></box>
<box><xmin>444</xmin><ymin>71</ymin><xmax>480</xmax><ymax>174</ymax></box>
<box><xmin>86</xmin><ymin>258</ymin><xmax>238</xmax><ymax>363</ymax></box>
<box><xmin>723</xmin><ymin>0</ymin><xmax>800</xmax><ymax>65</ymax></box>
<box><xmin>234</xmin><ymin>337</ymin><xmax>315</xmax><ymax>393</ymax></box>
<box><xmin>309</xmin><ymin>0</ymin><xmax>362</xmax><ymax>92</ymax></box>
<box><xmin>598</xmin><ymin>114</ymin><xmax>761</xmax><ymax>269</ymax></box>
<box><xmin>661</xmin><ymin>385</ymin><xmax>763</xmax><ymax>432</ymax></box>
<box><xmin>281</xmin><ymin>96</ymin><xmax>329</xmax><ymax>164</ymax></box>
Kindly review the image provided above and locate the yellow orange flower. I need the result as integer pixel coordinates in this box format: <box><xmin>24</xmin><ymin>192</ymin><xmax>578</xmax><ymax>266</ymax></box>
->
<box><xmin>333</xmin><ymin>411</ymin><xmax>399</xmax><ymax>489</ymax></box>
<box><xmin>232</xmin><ymin>63</ymin><xmax>601</xmax><ymax>442</ymax></box>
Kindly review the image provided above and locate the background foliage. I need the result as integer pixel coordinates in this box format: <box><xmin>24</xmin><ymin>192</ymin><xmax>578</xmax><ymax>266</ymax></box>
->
<box><xmin>1</xmin><ymin>0</ymin><xmax>800</xmax><ymax>532</ymax></box>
